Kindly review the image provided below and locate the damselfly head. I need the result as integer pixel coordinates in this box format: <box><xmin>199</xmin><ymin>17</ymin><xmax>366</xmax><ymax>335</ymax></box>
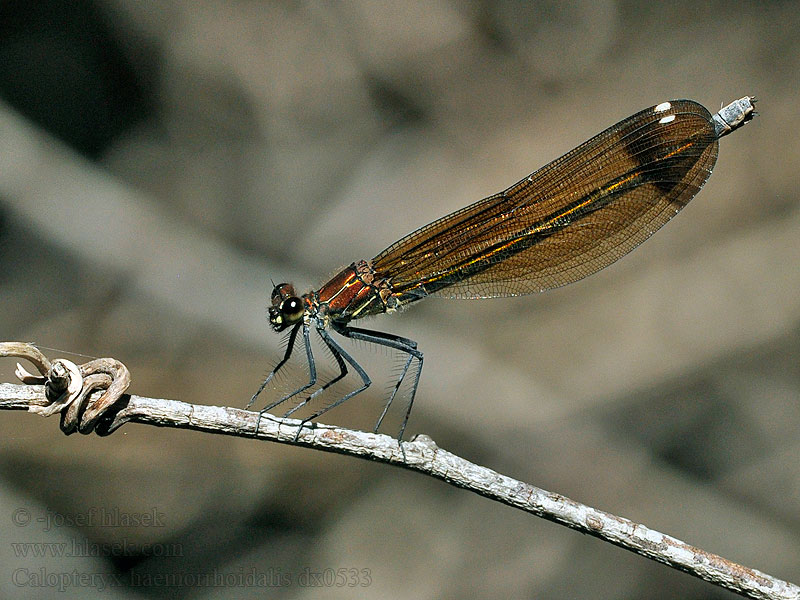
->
<box><xmin>268</xmin><ymin>283</ymin><xmax>304</xmax><ymax>331</ymax></box>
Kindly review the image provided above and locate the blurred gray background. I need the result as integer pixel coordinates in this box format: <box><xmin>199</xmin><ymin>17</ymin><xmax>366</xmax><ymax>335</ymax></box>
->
<box><xmin>0</xmin><ymin>0</ymin><xmax>798</xmax><ymax>598</ymax></box>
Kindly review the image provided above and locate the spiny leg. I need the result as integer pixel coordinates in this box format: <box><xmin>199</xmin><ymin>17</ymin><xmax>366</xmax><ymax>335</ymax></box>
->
<box><xmin>283</xmin><ymin>328</ymin><xmax>348</xmax><ymax>418</ymax></box>
<box><xmin>259</xmin><ymin>323</ymin><xmax>318</xmax><ymax>414</ymax></box>
<box><xmin>293</xmin><ymin>326</ymin><xmax>371</xmax><ymax>441</ymax></box>
<box><xmin>247</xmin><ymin>322</ymin><xmax>301</xmax><ymax>409</ymax></box>
<box><xmin>337</xmin><ymin>324</ymin><xmax>423</xmax><ymax>440</ymax></box>
<box><xmin>396</xmin><ymin>353</ymin><xmax>423</xmax><ymax>442</ymax></box>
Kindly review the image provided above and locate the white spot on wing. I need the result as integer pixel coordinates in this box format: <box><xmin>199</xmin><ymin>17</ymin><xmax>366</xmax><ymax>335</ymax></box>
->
<box><xmin>655</xmin><ymin>101</ymin><xmax>671</xmax><ymax>113</ymax></box>
<box><xmin>659</xmin><ymin>114</ymin><xmax>676</xmax><ymax>124</ymax></box>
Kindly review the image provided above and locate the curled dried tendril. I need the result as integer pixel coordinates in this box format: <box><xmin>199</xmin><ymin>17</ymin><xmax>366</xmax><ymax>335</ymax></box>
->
<box><xmin>0</xmin><ymin>342</ymin><xmax>131</xmax><ymax>434</ymax></box>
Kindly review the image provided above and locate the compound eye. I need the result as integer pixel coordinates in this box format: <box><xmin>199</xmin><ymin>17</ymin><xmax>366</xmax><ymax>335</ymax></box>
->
<box><xmin>281</xmin><ymin>297</ymin><xmax>304</xmax><ymax>323</ymax></box>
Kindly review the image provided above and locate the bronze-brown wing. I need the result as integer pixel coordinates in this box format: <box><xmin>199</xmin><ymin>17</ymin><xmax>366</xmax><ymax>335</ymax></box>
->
<box><xmin>371</xmin><ymin>100</ymin><xmax>719</xmax><ymax>300</ymax></box>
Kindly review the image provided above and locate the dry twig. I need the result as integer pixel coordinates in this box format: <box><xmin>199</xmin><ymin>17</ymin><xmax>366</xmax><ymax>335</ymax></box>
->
<box><xmin>0</xmin><ymin>343</ymin><xmax>797</xmax><ymax>600</ymax></box>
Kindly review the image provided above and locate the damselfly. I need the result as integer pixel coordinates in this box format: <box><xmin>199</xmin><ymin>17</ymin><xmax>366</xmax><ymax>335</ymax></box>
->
<box><xmin>249</xmin><ymin>97</ymin><xmax>756</xmax><ymax>440</ymax></box>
